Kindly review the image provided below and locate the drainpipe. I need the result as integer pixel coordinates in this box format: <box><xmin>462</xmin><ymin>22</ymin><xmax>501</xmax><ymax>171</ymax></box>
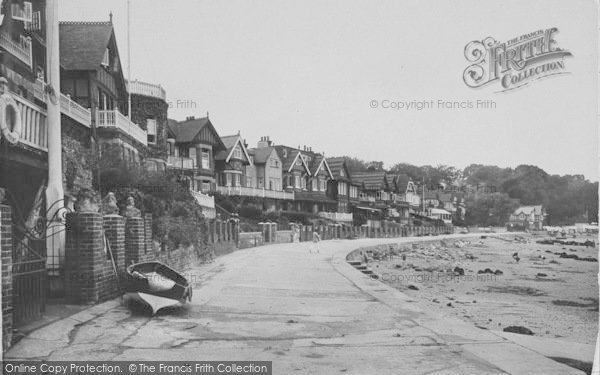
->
<box><xmin>45</xmin><ymin>0</ymin><xmax>65</xmax><ymax>274</ymax></box>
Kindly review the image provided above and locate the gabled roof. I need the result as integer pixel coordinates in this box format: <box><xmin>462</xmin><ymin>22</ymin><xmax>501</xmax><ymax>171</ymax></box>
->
<box><xmin>395</xmin><ymin>174</ymin><xmax>413</xmax><ymax>193</ymax></box>
<box><xmin>167</xmin><ymin>117</ymin><xmax>226</xmax><ymax>150</ymax></box>
<box><xmin>310</xmin><ymin>154</ymin><xmax>333</xmax><ymax>179</ymax></box>
<box><xmin>215</xmin><ymin>134</ymin><xmax>252</xmax><ymax>164</ymax></box>
<box><xmin>351</xmin><ymin>171</ymin><xmax>387</xmax><ymax>190</ymax></box>
<box><xmin>274</xmin><ymin>146</ymin><xmax>311</xmax><ymax>174</ymax></box>
<box><xmin>248</xmin><ymin>147</ymin><xmax>278</xmax><ymax>164</ymax></box>
<box><xmin>513</xmin><ymin>205</ymin><xmax>544</xmax><ymax>215</ymax></box>
<box><xmin>59</xmin><ymin>22</ymin><xmax>114</xmax><ymax>70</ymax></box>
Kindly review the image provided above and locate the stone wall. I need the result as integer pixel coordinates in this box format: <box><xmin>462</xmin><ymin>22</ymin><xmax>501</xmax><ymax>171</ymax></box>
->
<box><xmin>61</xmin><ymin>116</ymin><xmax>93</xmax><ymax>198</ymax></box>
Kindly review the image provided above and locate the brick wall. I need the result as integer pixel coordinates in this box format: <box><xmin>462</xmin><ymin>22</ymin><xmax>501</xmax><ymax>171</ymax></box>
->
<box><xmin>1</xmin><ymin>204</ymin><xmax>13</xmax><ymax>351</ymax></box>
<box><xmin>103</xmin><ymin>215</ymin><xmax>126</xmax><ymax>284</ymax></box>
<box><xmin>65</xmin><ymin>212</ymin><xmax>105</xmax><ymax>304</ymax></box>
<box><xmin>125</xmin><ymin>217</ymin><xmax>145</xmax><ymax>265</ymax></box>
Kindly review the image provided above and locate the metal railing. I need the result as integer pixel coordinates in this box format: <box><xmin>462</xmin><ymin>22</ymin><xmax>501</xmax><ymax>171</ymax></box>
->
<box><xmin>96</xmin><ymin>109</ymin><xmax>147</xmax><ymax>146</ymax></box>
<box><xmin>215</xmin><ymin>185</ymin><xmax>295</xmax><ymax>200</ymax></box>
<box><xmin>128</xmin><ymin>80</ymin><xmax>167</xmax><ymax>101</ymax></box>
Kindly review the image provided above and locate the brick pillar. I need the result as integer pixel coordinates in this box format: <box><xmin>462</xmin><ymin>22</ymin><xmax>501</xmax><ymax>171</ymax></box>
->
<box><xmin>65</xmin><ymin>212</ymin><xmax>104</xmax><ymax>304</ymax></box>
<box><xmin>125</xmin><ymin>217</ymin><xmax>145</xmax><ymax>266</ymax></box>
<box><xmin>1</xmin><ymin>204</ymin><xmax>13</xmax><ymax>350</ymax></box>
<box><xmin>144</xmin><ymin>214</ymin><xmax>153</xmax><ymax>258</ymax></box>
<box><xmin>103</xmin><ymin>215</ymin><xmax>125</xmax><ymax>280</ymax></box>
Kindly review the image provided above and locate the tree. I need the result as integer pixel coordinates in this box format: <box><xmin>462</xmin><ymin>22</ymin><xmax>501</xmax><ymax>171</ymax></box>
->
<box><xmin>464</xmin><ymin>193</ymin><xmax>519</xmax><ymax>226</ymax></box>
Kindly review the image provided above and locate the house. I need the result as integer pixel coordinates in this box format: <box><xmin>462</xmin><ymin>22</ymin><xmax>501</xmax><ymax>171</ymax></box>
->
<box><xmin>274</xmin><ymin>145</ymin><xmax>336</xmax><ymax>215</ymax></box>
<box><xmin>350</xmin><ymin>169</ymin><xmax>389</xmax><ymax>224</ymax></box>
<box><xmin>166</xmin><ymin>116</ymin><xmax>227</xmax><ymax>218</ymax></box>
<box><xmin>129</xmin><ymin>79</ymin><xmax>169</xmax><ymax>164</ymax></box>
<box><xmin>247</xmin><ymin>137</ymin><xmax>283</xmax><ymax>191</ymax></box>
<box><xmin>325</xmin><ymin>157</ymin><xmax>359</xmax><ymax>223</ymax></box>
<box><xmin>0</xmin><ymin>1</ymin><xmax>99</xmax><ymax>222</ymax></box>
<box><xmin>59</xmin><ymin>17</ymin><xmax>148</xmax><ymax>165</ymax></box>
<box><xmin>214</xmin><ymin>133</ymin><xmax>252</xmax><ymax>188</ymax></box>
<box><xmin>508</xmin><ymin>205</ymin><xmax>546</xmax><ymax>230</ymax></box>
<box><xmin>386</xmin><ymin>174</ymin><xmax>415</xmax><ymax>223</ymax></box>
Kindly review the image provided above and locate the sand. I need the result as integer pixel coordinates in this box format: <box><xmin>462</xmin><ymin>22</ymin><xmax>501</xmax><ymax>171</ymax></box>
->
<box><xmin>368</xmin><ymin>233</ymin><xmax>599</xmax><ymax>345</ymax></box>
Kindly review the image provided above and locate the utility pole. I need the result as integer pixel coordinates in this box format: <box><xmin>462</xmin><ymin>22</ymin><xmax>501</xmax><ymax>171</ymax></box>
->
<box><xmin>45</xmin><ymin>0</ymin><xmax>64</xmax><ymax>275</ymax></box>
<box><xmin>127</xmin><ymin>0</ymin><xmax>132</xmax><ymax>120</ymax></box>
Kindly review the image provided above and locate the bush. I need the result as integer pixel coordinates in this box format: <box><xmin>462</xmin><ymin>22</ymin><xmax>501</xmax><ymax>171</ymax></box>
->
<box><xmin>96</xmin><ymin>149</ymin><xmax>207</xmax><ymax>251</ymax></box>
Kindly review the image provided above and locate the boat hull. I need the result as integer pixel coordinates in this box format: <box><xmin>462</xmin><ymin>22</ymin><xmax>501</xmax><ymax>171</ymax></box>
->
<box><xmin>125</xmin><ymin>262</ymin><xmax>192</xmax><ymax>314</ymax></box>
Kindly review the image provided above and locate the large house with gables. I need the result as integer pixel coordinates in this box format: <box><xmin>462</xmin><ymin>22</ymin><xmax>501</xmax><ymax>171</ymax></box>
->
<box><xmin>59</xmin><ymin>18</ymin><xmax>149</xmax><ymax>167</ymax></box>
<box><xmin>214</xmin><ymin>133</ymin><xmax>252</xmax><ymax>188</ymax></box>
<box><xmin>325</xmin><ymin>157</ymin><xmax>359</xmax><ymax>223</ymax></box>
<box><xmin>166</xmin><ymin>116</ymin><xmax>226</xmax><ymax>218</ymax></box>
<box><xmin>273</xmin><ymin>145</ymin><xmax>336</xmax><ymax>215</ymax></box>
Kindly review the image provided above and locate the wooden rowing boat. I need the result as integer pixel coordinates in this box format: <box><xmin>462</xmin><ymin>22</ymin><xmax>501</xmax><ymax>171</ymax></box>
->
<box><xmin>124</xmin><ymin>262</ymin><xmax>192</xmax><ymax>314</ymax></box>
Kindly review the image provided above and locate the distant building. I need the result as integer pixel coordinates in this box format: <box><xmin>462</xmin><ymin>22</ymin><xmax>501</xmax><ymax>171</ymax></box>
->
<box><xmin>508</xmin><ymin>205</ymin><xmax>546</xmax><ymax>230</ymax></box>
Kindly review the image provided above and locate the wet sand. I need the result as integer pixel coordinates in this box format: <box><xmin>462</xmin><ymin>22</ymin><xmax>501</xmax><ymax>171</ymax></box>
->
<box><xmin>369</xmin><ymin>234</ymin><xmax>598</xmax><ymax>345</ymax></box>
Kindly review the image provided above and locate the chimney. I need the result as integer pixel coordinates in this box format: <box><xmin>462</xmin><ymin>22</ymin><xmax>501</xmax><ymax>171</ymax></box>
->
<box><xmin>257</xmin><ymin>136</ymin><xmax>271</xmax><ymax>148</ymax></box>
<box><xmin>186</xmin><ymin>116</ymin><xmax>195</xmax><ymax>121</ymax></box>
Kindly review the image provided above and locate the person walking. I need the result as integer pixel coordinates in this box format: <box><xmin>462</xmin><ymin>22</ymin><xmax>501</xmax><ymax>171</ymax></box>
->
<box><xmin>310</xmin><ymin>228</ymin><xmax>321</xmax><ymax>253</ymax></box>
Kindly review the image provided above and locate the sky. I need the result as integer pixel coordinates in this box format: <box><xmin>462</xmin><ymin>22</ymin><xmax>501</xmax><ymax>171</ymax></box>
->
<box><xmin>59</xmin><ymin>0</ymin><xmax>599</xmax><ymax>181</ymax></box>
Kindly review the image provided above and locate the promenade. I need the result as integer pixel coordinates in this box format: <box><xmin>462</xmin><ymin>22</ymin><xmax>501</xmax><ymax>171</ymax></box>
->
<box><xmin>5</xmin><ymin>235</ymin><xmax>585</xmax><ymax>374</ymax></box>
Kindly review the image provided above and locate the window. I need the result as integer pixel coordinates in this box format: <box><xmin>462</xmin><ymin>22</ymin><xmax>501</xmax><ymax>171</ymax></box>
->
<box><xmin>258</xmin><ymin>177</ymin><xmax>264</xmax><ymax>188</ymax></box>
<box><xmin>102</xmin><ymin>49</ymin><xmax>110</xmax><ymax>66</ymax></box>
<box><xmin>233</xmin><ymin>174</ymin><xmax>240</xmax><ymax>187</ymax></box>
<box><xmin>269</xmin><ymin>180</ymin><xmax>273</xmax><ymax>190</ymax></box>
<box><xmin>189</xmin><ymin>147</ymin><xmax>196</xmax><ymax>159</ymax></box>
<box><xmin>233</xmin><ymin>145</ymin><xmax>242</xmax><ymax>159</ymax></box>
<box><xmin>312</xmin><ymin>178</ymin><xmax>318</xmax><ymax>191</ymax></box>
<box><xmin>319</xmin><ymin>179</ymin><xmax>326</xmax><ymax>191</ymax></box>
<box><xmin>146</xmin><ymin>119</ymin><xmax>157</xmax><ymax>144</ymax></box>
<box><xmin>246</xmin><ymin>176</ymin><xmax>253</xmax><ymax>188</ymax></box>
<box><xmin>225</xmin><ymin>174</ymin><xmax>232</xmax><ymax>187</ymax></box>
<box><xmin>201</xmin><ymin>151</ymin><xmax>210</xmax><ymax>169</ymax></box>
<box><xmin>294</xmin><ymin>175</ymin><xmax>301</xmax><ymax>188</ymax></box>
<box><xmin>271</xmin><ymin>158</ymin><xmax>279</xmax><ymax>168</ymax></box>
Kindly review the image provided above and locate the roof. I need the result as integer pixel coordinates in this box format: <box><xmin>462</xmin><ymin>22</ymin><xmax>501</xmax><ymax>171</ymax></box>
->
<box><xmin>214</xmin><ymin>134</ymin><xmax>252</xmax><ymax>164</ymax></box>
<box><xmin>395</xmin><ymin>174</ymin><xmax>412</xmax><ymax>192</ymax></box>
<box><xmin>351</xmin><ymin>171</ymin><xmax>387</xmax><ymax>190</ymax></box>
<box><xmin>59</xmin><ymin>22</ymin><xmax>114</xmax><ymax>70</ymax></box>
<box><xmin>513</xmin><ymin>205</ymin><xmax>544</xmax><ymax>215</ymax></box>
<box><xmin>327</xmin><ymin>157</ymin><xmax>346</xmax><ymax>178</ymax></box>
<box><xmin>248</xmin><ymin>147</ymin><xmax>276</xmax><ymax>164</ymax></box>
<box><xmin>169</xmin><ymin>117</ymin><xmax>210</xmax><ymax>142</ymax></box>
<box><xmin>274</xmin><ymin>146</ymin><xmax>310</xmax><ymax>174</ymax></box>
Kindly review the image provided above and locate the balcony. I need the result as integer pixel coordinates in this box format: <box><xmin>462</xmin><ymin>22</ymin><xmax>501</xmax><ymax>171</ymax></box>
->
<box><xmin>215</xmin><ymin>185</ymin><xmax>294</xmax><ymax>200</ymax></box>
<box><xmin>0</xmin><ymin>31</ymin><xmax>32</xmax><ymax>67</ymax></box>
<box><xmin>166</xmin><ymin>156</ymin><xmax>196</xmax><ymax>170</ymax></box>
<box><xmin>128</xmin><ymin>80</ymin><xmax>166</xmax><ymax>101</ymax></box>
<box><xmin>32</xmin><ymin>80</ymin><xmax>92</xmax><ymax>128</ymax></box>
<box><xmin>60</xmin><ymin>94</ymin><xmax>91</xmax><ymax>127</ymax></box>
<box><xmin>96</xmin><ymin>110</ymin><xmax>147</xmax><ymax>146</ymax></box>
<box><xmin>318</xmin><ymin>212</ymin><xmax>353</xmax><ymax>222</ymax></box>
<box><xmin>13</xmin><ymin>94</ymin><xmax>47</xmax><ymax>152</ymax></box>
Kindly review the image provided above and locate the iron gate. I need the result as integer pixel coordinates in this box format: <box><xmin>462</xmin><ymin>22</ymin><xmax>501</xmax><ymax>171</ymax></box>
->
<box><xmin>11</xmin><ymin>225</ymin><xmax>47</xmax><ymax>326</ymax></box>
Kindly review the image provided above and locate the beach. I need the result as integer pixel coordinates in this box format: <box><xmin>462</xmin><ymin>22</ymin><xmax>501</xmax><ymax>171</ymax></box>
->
<box><xmin>368</xmin><ymin>233</ymin><xmax>599</xmax><ymax>345</ymax></box>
